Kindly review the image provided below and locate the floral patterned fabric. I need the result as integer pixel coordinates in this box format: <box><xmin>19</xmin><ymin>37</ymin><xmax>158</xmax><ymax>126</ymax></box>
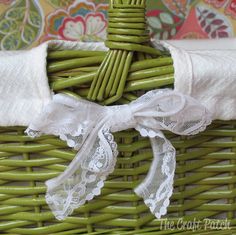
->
<box><xmin>0</xmin><ymin>0</ymin><xmax>236</xmax><ymax>50</ymax></box>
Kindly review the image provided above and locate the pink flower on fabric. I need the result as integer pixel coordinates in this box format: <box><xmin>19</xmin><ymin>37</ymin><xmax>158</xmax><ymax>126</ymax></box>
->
<box><xmin>58</xmin><ymin>13</ymin><xmax>107</xmax><ymax>41</ymax></box>
<box><xmin>42</xmin><ymin>1</ymin><xmax>108</xmax><ymax>42</ymax></box>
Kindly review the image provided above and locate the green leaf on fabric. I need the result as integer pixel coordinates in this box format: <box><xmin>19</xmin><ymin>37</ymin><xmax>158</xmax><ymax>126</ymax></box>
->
<box><xmin>1</xmin><ymin>31</ymin><xmax>21</xmax><ymax>50</ymax></box>
<box><xmin>0</xmin><ymin>19</ymin><xmax>17</xmax><ymax>34</ymax></box>
<box><xmin>0</xmin><ymin>0</ymin><xmax>43</xmax><ymax>50</ymax></box>
<box><xmin>22</xmin><ymin>24</ymin><xmax>36</xmax><ymax>44</ymax></box>
<box><xmin>6</xmin><ymin>7</ymin><xmax>25</xmax><ymax>20</ymax></box>
<box><xmin>29</xmin><ymin>11</ymin><xmax>41</xmax><ymax>28</ymax></box>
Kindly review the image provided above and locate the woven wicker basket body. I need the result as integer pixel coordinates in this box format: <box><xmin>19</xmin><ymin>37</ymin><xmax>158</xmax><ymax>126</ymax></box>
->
<box><xmin>0</xmin><ymin>1</ymin><xmax>236</xmax><ymax>234</ymax></box>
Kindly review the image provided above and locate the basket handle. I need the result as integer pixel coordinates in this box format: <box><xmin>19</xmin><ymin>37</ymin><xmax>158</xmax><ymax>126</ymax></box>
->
<box><xmin>87</xmin><ymin>0</ymin><xmax>162</xmax><ymax>105</ymax></box>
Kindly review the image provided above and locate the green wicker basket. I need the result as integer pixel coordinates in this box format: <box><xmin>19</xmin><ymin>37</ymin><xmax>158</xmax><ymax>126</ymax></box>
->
<box><xmin>0</xmin><ymin>0</ymin><xmax>236</xmax><ymax>234</ymax></box>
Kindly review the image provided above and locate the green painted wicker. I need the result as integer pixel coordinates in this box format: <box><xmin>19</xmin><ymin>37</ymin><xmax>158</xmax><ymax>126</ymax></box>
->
<box><xmin>0</xmin><ymin>0</ymin><xmax>236</xmax><ymax>234</ymax></box>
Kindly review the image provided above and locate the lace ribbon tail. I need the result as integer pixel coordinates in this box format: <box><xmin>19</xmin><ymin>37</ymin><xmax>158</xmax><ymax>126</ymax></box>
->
<box><xmin>134</xmin><ymin>131</ymin><xmax>176</xmax><ymax>219</ymax></box>
<box><xmin>45</xmin><ymin>125</ymin><xmax>118</xmax><ymax>220</ymax></box>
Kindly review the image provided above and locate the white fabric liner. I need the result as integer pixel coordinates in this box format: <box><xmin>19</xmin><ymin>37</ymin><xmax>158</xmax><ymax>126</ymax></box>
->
<box><xmin>0</xmin><ymin>40</ymin><xmax>108</xmax><ymax>126</ymax></box>
<box><xmin>26</xmin><ymin>89</ymin><xmax>211</xmax><ymax>220</ymax></box>
<box><xmin>1</xmin><ymin>39</ymin><xmax>235</xmax><ymax>124</ymax></box>
<box><xmin>155</xmin><ymin>38</ymin><xmax>236</xmax><ymax>120</ymax></box>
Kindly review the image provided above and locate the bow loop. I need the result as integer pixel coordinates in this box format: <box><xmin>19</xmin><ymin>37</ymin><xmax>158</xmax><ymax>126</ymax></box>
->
<box><xmin>130</xmin><ymin>89</ymin><xmax>211</xmax><ymax>135</ymax></box>
<box><xmin>132</xmin><ymin>89</ymin><xmax>186</xmax><ymax>118</ymax></box>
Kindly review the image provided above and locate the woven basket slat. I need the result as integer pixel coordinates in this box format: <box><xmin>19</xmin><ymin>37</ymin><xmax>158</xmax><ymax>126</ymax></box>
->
<box><xmin>1</xmin><ymin>120</ymin><xmax>236</xmax><ymax>234</ymax></box>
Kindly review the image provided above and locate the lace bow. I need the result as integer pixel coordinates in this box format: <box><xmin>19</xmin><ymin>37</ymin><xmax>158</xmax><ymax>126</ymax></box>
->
<box><xmin>26</xmin><ymin>89</ymin><xmax>212</xmax><ymax>220</ymax></box>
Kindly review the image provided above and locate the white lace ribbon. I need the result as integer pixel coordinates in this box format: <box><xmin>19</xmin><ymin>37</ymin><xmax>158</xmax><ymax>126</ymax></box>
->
<box><xmin>25</xmin><ymin>89</ymin><xmax>212</xmax><ymax>220</ymax></box>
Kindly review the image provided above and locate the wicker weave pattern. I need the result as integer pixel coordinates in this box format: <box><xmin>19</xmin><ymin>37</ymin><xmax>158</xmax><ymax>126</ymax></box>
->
<box><xmin>0</xmin><ymin>0</ymin><xmax>236</xmax><ymax>234</ymax></box>
<box><xmin>1</xmin><ymin>108</ymin><xmax>236</xmax><ymax>234</ymax></box>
